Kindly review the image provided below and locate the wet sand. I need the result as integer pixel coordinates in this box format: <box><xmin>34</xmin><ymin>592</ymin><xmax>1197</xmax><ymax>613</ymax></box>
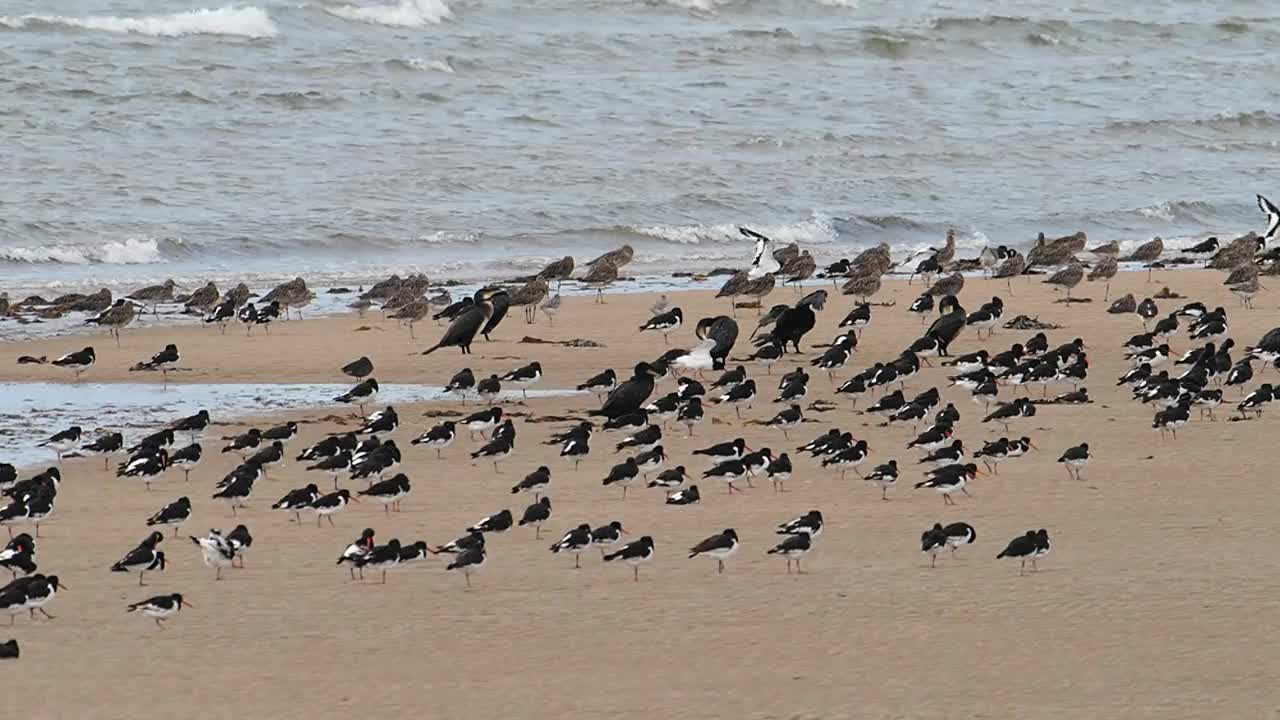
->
<box><xmin>3</xmin><ymin>270</ymin><xmax>1276</xmax><ymax>718</ymax></box>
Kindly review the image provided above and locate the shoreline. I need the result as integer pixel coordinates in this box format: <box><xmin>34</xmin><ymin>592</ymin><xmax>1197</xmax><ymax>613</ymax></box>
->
<box><xmin>5</xmin><ymin>269</ymin><xmax>1280</xmax><ymax>716</ymax></box>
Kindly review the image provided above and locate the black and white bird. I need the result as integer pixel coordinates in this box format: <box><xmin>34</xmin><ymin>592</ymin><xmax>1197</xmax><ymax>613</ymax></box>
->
<box><xmin>81</xmin><ymin>431</ymin><xmax>124</xmax><ymax>469</ymax></box>
<box><xmin>914</xmin><ymin>463</ymin><xmax>980</xmax><ymax>504</ymax></box>
<box><xmin>117</xmin><ymin>449</ymin><xmax>169</xmax><ymax>491</ymax></box>
<box><xmin>777</xmin><ymin>510</ymin><xmax>823</xmax><ymax>538</ymax></box>
<box><xmin>920</xmin><ymin>525</ymin><xmax>949</xmax><ymax>568</ymax></box>
<box><xmin>648</xmin><ymin>465</ymin><xmax>691</xmax><ymax>495</ymax></box>
<box><xmin>1260</xmin><ymin>193</ymin><xmax>1280</xmax><ymax>242</ymax></box>
<box><xmin>839</xmin><ymin>303</ymin><xmax>871</xmax><ymax>336</ymax></box>
<box><xmin>170</xmin><ymin>410</ymin><xmax>211</xmax><ymax>442</ymax></box>
<box><xmin>1057</xmin><ymin>443</ymin><xmax>1089</xmax><ymax>480</ymax></box>
<box><xmin>309</xmin><ymin>489</ymin><xmax>356</xmax><ymax>527</ymax></box>
<box><xmin>110</xmin><ymin>532</ymin><xmax>167</xmax><ymax>586</ymax></box>
<box><xmin>357</xmin><ymin>473</ymin><xmax>410</xmax><ymax>514</ymax></box>
<box><xmin>357</xmin><ymin>407</ymin><xmax>399</xmax><ymax>435</ymax></box>
<box><xmin>476</xmin><ymin>374</ymin><xmax>502</xmax><ymax>405</ymax></box>
<box><xmin>549</xmin><ymin>524</ymin><xmax>594</xmax><ymax>568</ymax></box>
<box><xmin>334</xmin><ymin>378</ymin><xmax>380</xmax><ymax>415</ymax></box>
<box><xmin>446</xmin><ymin>547</ymin><xmax>486</xmax><ymax>588</ymax></box>
<box><xmin>1238</xmin><ymin>383</ymin><xmax>1274</xmax><ymax>418</ymax></box>
<box><xmin>997</xmin><ymin>529</ymin><xmax>1051</xmax><ymax>575</ymax></box>
<box><xmin>510</xmin><ymin>466</ymin><xmax>551</xmax><ymax>500</ymax></box>
<box><xmin>342</xmin><ymin>356</ymin><xmax>374</xmax><ymax>380</ymax></box>
<box><xmin>411</xmin><ymin>421</ymin><xmax>456</xmax><ymax>458</ymax></box>
<box><xmin>615</xmin><ymin>424</ymin><xmax>661</xmax><ymax>453</ymax></box>
<box><xmin>461</xmin><ymin>407</ymin><xmax>503</xmax><ymax>441</ymax></box>
<box><xmin>767</xmin><ymin>533</ymin><xmax>812</xmax><ymax>574</ymax></box>
<box><xmin>296</xmin><ymin>433</ymin><xmax>356</xmax><ymax>463</ymax></box>
<box><xmin>714</xmin><ymin>379</ymin><xmax>757</xmax><ymax>419</ymax></box>
<box><xmin>822</xmin><ymin>440</ymin><xmax>870</xmax><ymax>480</ymax></box>
<box><xmin>467</xmin><ymin>509</ymin><xmax>514</xmax><ymax>535</ymax></box>
<box><xmin>1153</xmin><ymin>400</ymin><xmax>1191</xmax><ymax>439</ymax></box>
<box><xmin>693</xmin><ymin>437</ymin><xmax>749</xmax><ymax>463</ymax></box>
<box><xmin>306</xmin><ymin>450</ymin><xmax>352</xmax><ymax>489</ymax></box>
<box><xmin>221</xmin><ymin>428</ymin><xmax>262</xmax><ymax>456</ymax></box>
<box><xmin>127</xmin><ymin>593</ymin><xmax>193</xmax><ymax>629</ymax></box>
<box><xmin>517</xmin><ymin>497</ymin><xmax>553</xmax><ymax>538</ymax></box>
<box><xmin>271</xmin><ymin>483</ymin><xmax>320</xmax><ymax>523</ymax></box>
<box><xmin>245</xmin><ymin>441</ymin><xmax>285</xmax><ymax>479</ymax></box>
<box><xmin>138</xmin><ymin>344</ymin><xmax>181</xmax><ymax>385</ymax></box>
<box><xmin>602</xmin><ymin>458</ymin><xmax>640</xmax><ymax>499</ymax></box>
<box><xmin>470</xmin><ymin>434</ymin><xmax>514</xmax><ymax>473</ymax></box>
<box><xmin>677</xmin><ymin>397</ymin><xmax>705</xmax><ymax>437</ymax></box>
<box><xmin>337</xmin><ymin>528</ymin><xmax>377</xmax><ymax>580</ymax></box>
<box><xmin>766</xmin><ymin>452</ymin><xmax>792</xmax><ymax>492</ymax></box>
<box><xmin>934</xmin><ymin>522</ymin><xmax>976</xmax><ymax>559</ymax></box>
<box><xmin>500</xmin><ymin>362</ymin><xmax>543</xmax><ymax>399</ymax></box>
<box><xmin>39</xmin><ymin>426</ymin><xmax>81</xmax><ymax>461</ymax></box>
<box><xmin>211</xmin><ymin>472</ymin><xmax>254</xmax><ymax>516</ymax></box>
<box><xmin>189</xmin><ymin>530</ymin><xmax>235</xmax><ymax>580</ymax></box>
<box><xmin>666</xmin><ymin>485</ymin><xmax>701</xmax><ymax>505</ymax></box>
<box><xmin>639</xmin><ymin>307</ymin><xmax>683</xmax><ymax>345</ymax></box>
<box><xmin>146</xmin><ymin>497</ymin><xmax>192</xmax><ymax>536</ymax></box>
<box><xmin>358</xmin><ymin>538</ymin><xmax>404</xmax><ymax>584</ymax></box>
<box><xmin>577</xmin><ymin>369</ymin><xmax>617</xmax><ymax>401</ymax></box>
<box><xmin>602</xmin><ymin>535</ymin><xmax>655</xmax><ymax>582</ymax></box>
<box><xmin>688</xmin><ymin>528</ymin><xmax>739</xmax><ymax>574</ymax></box>
<box><xmin>863</xmin><ymin>459</ymin><xmax>899</xmax><ymax>500</ymax></box>
<box><xmin>443</xmin><ymin>368</ymin><xmax>476</xmax><ymax>403</ymax></box>
<box><xmin>52</xmin><ymin>347</ymin><xmax>95</xmax><ymax>381</ymax></box>
<box><xmin>0</xmin><ymin>534</ymin><xmax>36</xmax><ymax>579</ymax></box>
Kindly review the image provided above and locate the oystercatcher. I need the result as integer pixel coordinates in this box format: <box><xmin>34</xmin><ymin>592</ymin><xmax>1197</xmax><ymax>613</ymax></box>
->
<box><xmin>500</xmin><ymin>362</ymin><xmax>542</xmax><ymax>399</ymax></box>
<box><xmin>146</xmin><ymin>497</ymin><xmax>191</xmax><ymax>536</ymax></box>
<box><xmin>577</xmin><ymin>368</ymin><xmax>617</xmax><ymax>401</ymax></box>
<box><xmin>702</xmin><ymin>459</ymin><xmax>749</xmax><ymax>494</ymax></box>
<box><xmin>110</xmin><ymin>532</ymin><xmax>167</xmax><ymax>586</ymax></box>
<box><xmin>335</xmin><ymin>378</ymin><xmax>379</xmax><ymax>415</ymax></box>
<box><xmin>127</xmin><ymin>593</ymin><xmax>193</xmax><ymax>629</ymax></box>
<box><xmin>648</xmin><ymin>465</ymin><xmax>691</xmax><ymax>496</ymax></box>
<box><xmin>914</xmin><ymin>463</ymin><xmax>980</xmax><ymax>504</ymax></box>
<box><xmin>602</xmin><ymin>535</ymin><xmax>655</xmax><ymax>582</ymax></box>
<box><xmin>602</xmin><ymin>458</ymin><xmax>640</xmax><ymax>499</ymax></box>
<box><xmin>639</xmin><ymin>307</ymin><xmax>683</xmax><ymax>345</ymax></box>
<box><xmin>81</xmin><ymin>431</ymin><xmax>124</xmax><ymax>470</ymax></box>
<box><xmin>476</xmin><ymin>374</ymin><xmax>502</xmax><ymax>405</ymax></box>
<box><xmin>444</xmin><ymin>368</ymin><xmax>476</xmax><ymax>403</ymax></box>
<box><xmin>864</xmin><ymin>459</ymin><xmax>899</xmax><ymax>500</ymax></box>
<box><xmin>309</xmin><ymin>489</ymin><xmax>356</xmax><ymax>527</ymax></box>
<box><xmin>822</xmin><ymin>440</ymin><xmax>870</xmax><ymax>480</ymax></box>
<box><xmin>688</xmin><ymin>528</ymin><xmax>739</xmax><ymax>574</ymax></box>
<box><xmin>550</xmin><ymin>523</ymin><xmax>593</xmax><ymax>568</ymax></box>
<box><xmin>357</xmin><ymin>407</ymin><xmax>398</xmax><ymax>435</ymax></box>
<box><xmin>221</xmin><ymin>428</ymin><xmax>262</xmax><ymax>456</ymax></box>
<box><xmin>118</xmin><ymin>449</ymin><xmax>169</xmax><ymax>491</ymax></box>
<box><xmin>467</xmin><ymin>509</ymin><xmax>513</xmax><ymax>535</ymax></box>
<box><xmin>52</xmin><ymin>347</ymin><xmax>95</xmax><ymax>381</ymax></box>
<box><xmin>336</xmin><ymin>528</ymin><xmax>377</xmax><ymax>580</ymax></box>
<box><xmin>777</xmin><ymin>510</ymin><xmax>823</xmax><ymax>538</ymax></box>
<box><xmin>767</xmin><ymin>533</ymin><xmax>812</xmax><ymax>573</ymax></box>
<box><xmin>1057</xmin><ymin>443</ymin><xmax>1089</xmax><ymax>480</ymax></box>
<box><xmin>517</xmin><ymin>497</ymin><xmax>552</xmax><ymax>538</ymax></box>
<box><xmin>766</xmin><ymin>452</ymin><xmax>792</xmax><ymax>492</ymax></box>
<box><xmin>997</xmin><ymin>529</ymin><xmax>1049</xmax><ymax>575</ymax></box>
<box><xmin>666</xmin><ymin>485</ymin><xmax>701</xmax><ymax>505</ymax></box>
<box><xmin>921</xmin><ymin>525</ymin><xmax>949</xmax><ymax>567</ymax></box>
<box><xmin>39</xmin><ymin>426</ymin><xmax>81</xmax><ymax>462</ymax></box>
<box><xmin>447</xmin><ymin>547</ymin><xmax>486</xmax><ymax>588</ymax></box>
<box><xmin>471</xmin><ymin>435</ymin><xmax>514</xmax><ymax>473</ymax></box>
<box><xmin>677</xmin><ymin>397</ymin><xmax>704</xmax><ymax>437</ymax></box>
<box><xmin>271</xmin><ymin>483</ymin><xmax>319</xmax><ymax>523</ymax></box>
<box><xmin>190</xmin><ymin>530</ymin><xmax>235</xmax><ymax>580</ymax></box>
<box><xmin>359</xmin><ymin>538</ymin><xmax>403</xmax><ymax>584</ymax></box>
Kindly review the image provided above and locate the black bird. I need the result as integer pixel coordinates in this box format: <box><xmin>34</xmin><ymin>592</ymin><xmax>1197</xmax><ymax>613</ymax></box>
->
<box><xmin>39</xmin><ymin>426</ymin><xmax>81</xmax><ymax>461</ymax></box>
<box><xmin>1057</xmin><ymin>443</ymin><xmax>1090</xmax><ymax>480</ymax></box>
<box><xmin>81</xmin><ymin>432</ymin><xmax>125</xmax><ymax>470</ymax></box>
<box><xmin>262</xmin><ymin>421</ymin><xmax>299</xmax><ymax>443</ymax></box>
<box><xmin>602</xmin><ymin>535</ymin><xmax>656</xmax><ymax>582</ymax></box>
<box><xmin>840</xmin><ymin>303</ymin><xmax>871</xmax><ymax>335</ymax></box>
<box><xmin>777</xmin><ymin>510</ymin><xmax>824</xmax><ymax>538</ymax></box>
<box><xmin>421</xmin><ymin>288</ymin><xmax>500</xmax><ymax>354</ymax></box>
<box><xmin>309</xmin><ymin>489</ymin><xmax>356</xmax><ymax>527</ymax></box>
<box><xmin>337</xmin><ymin>528</ymin><xmax>377</xmax><ymax>580</ymax></box>
<box><xmin>476</xmin><ymin>374</ymin><xmax>502</xmax><ymax>405</ymax></box>
<box><xmin>359</xmin><ymin>538</ymin><xmax>404</xmax><ymax>584</ymax></box>
<box><xmin>245</xmin><ymin>441</ymin><xmax>285</xmax><ymax>479</ymax></box>
<box><xmin>117</xmin><ymin>450</ymin><xmax>169</xmax><ymax>491</ymax></box>
<box><xmin>146</xmin><ymin>497</ymin><xmax>192</xmax><ymax>536</ymax></box>
<box><xmin>470</xmin><ymin>435</ymin><xmax>514</xmax><ymax>473</ymax></box>
<box><xmin>307</xmin><ymin>450</ymin><xmax>352</xmax><ymax>489</ymax></box>
<box><xmin>688</xmin><ymin>528</ymin><xmax>739</xmax><ymax>574</ymax></box>
<box><xmin>342</xmin><ymin>356</ymin><xmax>374</xmax><ymax>380</ymax></box>
<box><xmin>766</xmin><ymin>404</ymin><xmax>803</xmax><ymax>439</ymax></box>
<box><xmin>615</xmin><ymin>424</ymin><xmax>662</xmax><ymax>453</ymax></box>
<box><xmin>297</xmin><ymin>433</ymin><xmax>355</xmax><ymax>462</ymax></box>
<box><xmin>550</xmin><ymin>524</ymin><xmax>594</xmax><ymax>568</ymax></box>
<box><xmin>922</xmin><ymin>295</ymin><xmax>966</xmax><ymax>356</ymax></box>
<box><xmin>511</xmin><ymin>466</ymin><xmax>551</xmax><ymax>499</ymax></box>
<box><xmin>478</xmin><ymin>287</ymin><xmax>510</xmax><ymax>341</ymax></box>
<box><xmin>751</xmin><ymin>290</ymin><xmax>827</xmax><ymax>353</ymax></box>
<box><xmin>715</xmin><ymin>379</ymin><xmax>757</xmax><ymax>418</ymax></box>
<box><xmin>500</xmin><ymin>362</ymin><xmax>543</xmax><ymax>398</ymax></box>
<box><xmin>592</xmin><ymin>362</ymin><xmax>663</xmax><ymax>420</ymax></box>
<box><xmin>711</xmin><ymin>364</ymin><xmax>747</xmax><ymax>390</ymax></box>
<box><xmin>0</xmin><ymin>639</ymin><xmax>18</xmax><ymax>659</ymax></box>
<box><xmin>677</xmin><ymin>397</ymin><xmax>705</xmax><ymax>436</ymax></box>
<box><xmin>648</xmin><ymin>465</ymin><xmax>691</xmax><ymax>495</ymax></box>
<box><xmin>518</xmin><ymin>497</ymin><xmax>552</xmax><ymax>538</ymax></box>
<box><xmin>444</xmin><ymin>368</ymin><xmax>476</xmax><ymax>403</ymax></box>
<box><xmin>335</xmin><ymin>378</ymin><xmax>379</xmax><ymax>415</ymax></box>
<box><xmin>446</xmin><ymin>547</ymin><xmax>487</xmax><ymax>588</ymax></box>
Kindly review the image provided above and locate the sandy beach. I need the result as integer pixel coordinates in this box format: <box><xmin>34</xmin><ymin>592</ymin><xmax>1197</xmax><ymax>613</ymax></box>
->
<box><xmin>4</xmin><ymin>269</ymin><xmax>1277</xmax><ymax>718</ymax></box>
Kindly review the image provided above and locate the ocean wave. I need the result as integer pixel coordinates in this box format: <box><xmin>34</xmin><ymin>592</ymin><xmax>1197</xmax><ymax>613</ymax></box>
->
<box><xmin>1132</xmin><ymin>200</ymin><xmax>1217</xmax><ymax>223</ymax></box>
<box><xmin>254</xmin><ymin>91</ymin><xmax>346</xmax><ymax>109</ymax></box>
<box><xmin>860</xmin><ymin>34</ymin><xmax>914</xmax><ymax>59</ymax></box>
<box><xmin>1105</xmin><ymin>111</ymin><xmax>1280</xmax><ymax>133</ymax></box>
<box><xmin>0</xmin><ymin>6</ymin><xmax>278</xmax><ymax>39</ymax></box>
<box><xmin>628</xmin><ymin>215</ymin><xmax>839</xmax><ymax>247</ymax></box>
<box><xmin>386</xmin><ymin>56</ymin><xmax>455</xmax><ymax>73</ymax></box>
<box><xmin>0</xmin><ymin>238</ymin><xmax>166</xmax><ymax>265</ymax></box>
<box><xmin>323</xmin><ymin>0</ymin><xmax>452</xmax><ymax>28</ymax></box>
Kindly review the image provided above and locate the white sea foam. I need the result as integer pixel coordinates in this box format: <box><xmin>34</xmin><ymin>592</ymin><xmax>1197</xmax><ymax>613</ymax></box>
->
<box><xmin>325</xmin><ymin>0</ymin><xmax>452</xmax><ymax>27</ymax></box>
<box><xmin>403</xmin><ymin>56</ymin><xmax>455</xmax><ymax>73</ymax></box>
<box><xmin>0</xmin><ymin>238</ymin><xmax>164</xmax><ymax>265</ymax></box>
<box><xmin>0</xmin><ymin>6</ymin><xmax>279</xmax><ymax>39</ymax></box>
<box><xmin>630</xmin><ymin>214</ymin><xmax>839</xmax><ymax>247</ymax></box>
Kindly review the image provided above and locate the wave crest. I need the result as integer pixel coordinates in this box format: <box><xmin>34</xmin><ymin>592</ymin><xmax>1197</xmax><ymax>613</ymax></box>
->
<box><xmin>0</xmin><ymin>6</ymin><xmax>278</xmax><ymax>39</ymax></box>
<box><xmin>0</xmin><ymin>238</ymin><xmax>166</xmax><ymax>265</ymax></box>
<box><xmin>324</xmin><ymin>0</ymin><xmax>452</xmax><ymax>28</ymax></box>
<box><xmin>628</xmin><ymin>214</ymin><xmax>838</xmax><ymax>247</ymax></box>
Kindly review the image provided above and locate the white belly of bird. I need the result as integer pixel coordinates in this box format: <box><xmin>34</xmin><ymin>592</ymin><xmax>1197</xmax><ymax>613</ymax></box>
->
<box><xmin>935</xmin><ymin>477</ymin><xmax>965</xmax><ymax>494</ymax></box>
<box><xmin>142</xmin><ymin>606</ymin><xmax>178</xmax><ymax>620</ymax></box>
<box><xmin>706</xmin><ymin>543</ymin><xmax>737</xmax><ymax>561</ymax></box>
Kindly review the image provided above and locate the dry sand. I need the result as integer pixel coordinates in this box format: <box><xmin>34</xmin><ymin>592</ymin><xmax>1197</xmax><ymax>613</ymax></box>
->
<box><xmin>4</xmin><ymin>270</ymin><xmax>1278</xmax><ymax>719</ymax></box>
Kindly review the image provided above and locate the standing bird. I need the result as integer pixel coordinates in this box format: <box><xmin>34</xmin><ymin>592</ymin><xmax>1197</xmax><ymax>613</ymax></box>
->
<box><xmin>1044</xmin><ymin>262</ymin><xmax>1085</xmax><ymax>302</ymax></box>
<box><xmin>602</xmin><ymin>536</ymin><xmax>655</xmax><ymax>582</ymax></box>
<box><xmin>336</xmin><ymin>528</ymin><xmax>377</xmax><ymax>581</ymax></box>
<box><xmin>518</xmin><ymin>497</ymin><xmax>553</xmax><ymax>538</ymax></box>
<box><xmin>1125</xmin><ymin>237</ymin><xmax>1165</xmax><ymax>280</ymax></box>
<box><xmin>334</xmin><ymin>379</ymin><xmax>379</xmax><ymax>415</ymax></box>
<box><xmin>549</xmin><ymin>524</ymin><xmax>593</xmax><ymax>569</ymax></box>
<box><xmin>500</xmin><ymin>362</ymin><xmax>543</xmax><ymax>399</ymax></box>
<box><xmin>40</xmin><ymin>426</ymin><xmax>82</xmax><ymax>462</ymax></box>
<box><xmin>536</xmin><ymin>256</ymin><xmax>576</xmax><ymax>292</ymax></box>
<box><xmin>540</xmin><ymin>293</ymin><xmax>562</xmax><ymax>325</ymax></box>
<box><xmin>85</xmin><ymin>299</ymin><xmax>137</xmax><ymax>346</ymax></box>
<box><xmin>81</xmin><ymin>432</ymin><xmax>125</xmax><ymax>470</ymax></box>
<box><xmin>52</xmin><ymin>347</ymin><xmax>95</xmax><ymax>381</ymax></box>
<box><xmin>1057</xmin><ymin>443</ymin><xmax>1090</xmax><ymax>480</ymax></box>
<box><xmin>639</xmin><ymin>307</ymin><xmax>683</xmax><ymax>345</ymax></box>
<box><xmin>688</xmin><ymin>528</ymin><xmax>739</xmax><ymax>575</ymax></box>
<box><xmin>509</xmin><ymin>278</ymin><xmax>550</xmax><ymax>324</ymax></box>
<box><xmin>146</xmin><ymin>497</ymin><xmax>192</xmax><ymax>537</ymax></box>
<box><xmin>182</xmin><ymin>282</ymin><xmax>219</xmax><ymax>315</ymax></box>
<box><xmin>421</xmin><ymin>288</ymin><xmax>499</xmax><ymax>355</ymax></box>
<box><xmin>127</xmin><ymin>279</ymin><xmax>177</xmax><ymax>314</ymax></box>
<box><xmin>593</xmin><ymin>362</ymin><xmax>662</xmax><ymax>420</ymax></box>
<box><xmin>1088</xmin><ymin>255</ymin><xmax>1119</xmax><ymax>300</ymax></box>
<box><xmin>991</xmin><ymin>249</ymin><xmax>1027</xmax><ymax>294</ymax></box>
<box><xmin>136</xmin><ymin>344</ymin><xmax>180</xmax><ymax>386</ymax></box>
<box><xmin>581</xmin><ymin>262</ymin><xmax>620</xmax><ymax>303</ymax></box>
<box><xmin>110</xmin><ymin>532</ymin><xmax>167</xmax><ymax>586</ymax></box>
<box><xmin>341</xmin><ymin>356</ymin><xmax>374</xmax><ymax>381</ymax></box>
<box><xmin>127</xmin><ymin>593</ymin><xmax>193</xmax><ymax>629</ymax></box>
<box><xmin>997</xmin><ymin>529</ymin><xmax>1051</xmax><ymax>575</ymax></box>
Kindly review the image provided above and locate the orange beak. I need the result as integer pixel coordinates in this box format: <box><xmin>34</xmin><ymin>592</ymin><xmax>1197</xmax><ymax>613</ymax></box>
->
<box><xmin>181</xmin><ymin>600</ymin><xmax>195</xmax><ymax>609</ymax></box>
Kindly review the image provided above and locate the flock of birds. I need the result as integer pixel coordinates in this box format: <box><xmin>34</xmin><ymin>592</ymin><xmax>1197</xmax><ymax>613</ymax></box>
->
<box><xmin>2</xmin><ymin>194</ymin><xmax>1279</xmax><ymax>653</ymax></box>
